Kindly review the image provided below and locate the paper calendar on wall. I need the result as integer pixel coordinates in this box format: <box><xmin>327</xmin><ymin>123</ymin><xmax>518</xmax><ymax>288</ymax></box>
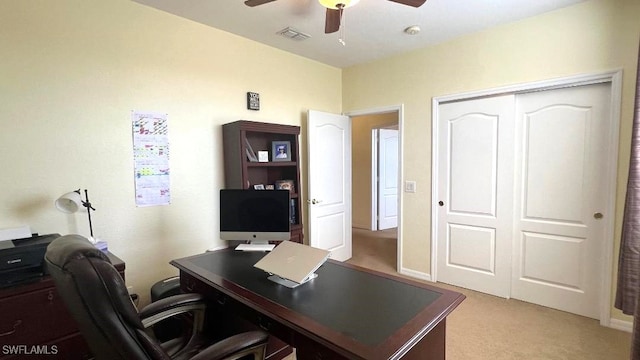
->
<box><xmin>132</xmin><ymin>110</ymin><xmax>170</xmax><ymax>207</ymax></box>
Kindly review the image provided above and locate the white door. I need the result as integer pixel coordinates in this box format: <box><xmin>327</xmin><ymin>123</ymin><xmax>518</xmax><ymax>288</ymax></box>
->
<box><xmin>377</xmin><ymin>128</ymin><xmax>399</xmax><ymax>230</ymax></box>
<box><xmin>307</xmin><ymin>110</ymin><xmax>352</xmax><ymax>261</ymax></box>
<box><xmin>436</xmin><ymin>95</ymin><xmax>515</xmax><ymax>298</ymax></box>
<box><xmin>510</xmin><ymin>83</ymin><xmax>610</xmax><ymax>318</ymax></box>
<box><xmin>436</xmin><ymin>83</ymin><xmax>611</xmax><ymax>318</ymax></box>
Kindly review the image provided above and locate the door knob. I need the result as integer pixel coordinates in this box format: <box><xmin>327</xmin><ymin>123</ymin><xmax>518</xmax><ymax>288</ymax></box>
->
<box><xmin>438</xmin><ymin>201</ymin><xmax>444</xmax><ymax>207</ymax></box>
<box><xmin>594</xmin><ymin>212</ymin><xmax>603</xmax><ymax>219</ymax></box>
<box><xmin>307</xmin><ymin>199</ymin><xmax>322</xmax><ymax>205</ymax></box>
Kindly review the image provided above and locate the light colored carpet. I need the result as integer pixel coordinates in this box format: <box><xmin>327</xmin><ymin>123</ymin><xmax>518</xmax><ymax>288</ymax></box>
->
<box><xmin>284</xmin><ymin>228</ymin><xmax>631</xmax><ymax>359</ymax></box>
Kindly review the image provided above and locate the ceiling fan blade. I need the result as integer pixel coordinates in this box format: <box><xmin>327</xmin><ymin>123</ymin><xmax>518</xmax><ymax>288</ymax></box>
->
<box><xmin>388</xmin><ymin>0</ymin><xmax>427</xmax><ymax>7</ymax></box>
<box><xmin>244</xmin><ymin>0</ymin><xmax>278</xmax><ymax>7</ymax></box>
<box><xmin>325</xmin><ymin>8</ymin><xmax>341</xmax><ymax>34</ymax></box>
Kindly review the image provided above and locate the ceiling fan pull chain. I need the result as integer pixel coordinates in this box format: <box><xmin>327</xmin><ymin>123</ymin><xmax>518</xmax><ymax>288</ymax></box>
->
<box><xmin>338</xmin><ymin>6</ymin><xmax>346</xmax><ymax>46</ymax></box>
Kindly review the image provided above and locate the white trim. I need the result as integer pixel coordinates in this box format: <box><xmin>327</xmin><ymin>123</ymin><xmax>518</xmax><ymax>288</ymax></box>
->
<box><xmin>599</xmin><ymin>70</ymin><xmax>623</xmax><ymax>326</ymax></box>
<box><xmin>431</xmin><ymin>98</ymin><xmax>440</xmax><ymax>281</ymax></box>
<box><xmin>371</xmin><ymin>129</ymin><xmax>379</xmax><ymax>231</ymax></box>
<box><xmin>431</xmin><ymin>69</ymin><xmax>623</xmax><ymax>324</ymax></box>
<box><xmin>400</xmin><ymin>267</ymin><xmax>433</xmax><ymax>282</ymax></box>
<box><xmin>435</xmin><ymin>70</ymin><xmax>619</xmax><ymax>103</ymax></box>
<box><xmin>609</xmin><ymin>318</ymin><xmax>633</xmax><ymax>333</ymax></box>
<box><xmin>346</xmin><ymin>105</ymin><xmax>404</xmax><ymax>273</ymax></box>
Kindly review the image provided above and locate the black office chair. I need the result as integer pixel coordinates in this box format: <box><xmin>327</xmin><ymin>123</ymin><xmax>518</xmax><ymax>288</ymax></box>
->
<box><xmin>45</xmin><ymin>234</ymin><xmax>268</xmax><ymax>360</ymax></box>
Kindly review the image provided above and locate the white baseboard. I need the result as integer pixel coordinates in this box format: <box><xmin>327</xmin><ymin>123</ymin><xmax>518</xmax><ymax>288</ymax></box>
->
<box><xmin>609</xmin><ymin>318</ymin><xmax>633</xmax><ymax>333</ymax></box>
<box><xmin>399</xmin><ymin>267</ymin><xmax>432</xmax><ymax>282</ymax></box>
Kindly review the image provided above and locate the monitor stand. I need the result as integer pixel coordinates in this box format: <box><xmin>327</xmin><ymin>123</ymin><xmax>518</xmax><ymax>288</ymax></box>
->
<box><xmin>267</xmin><ymin>273</ymin><xmax>318</xmax><ymax>288</ymax></box>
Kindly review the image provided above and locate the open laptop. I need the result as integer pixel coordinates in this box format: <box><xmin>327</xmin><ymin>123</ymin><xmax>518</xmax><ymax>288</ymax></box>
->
<box><xmin>253</xmin><ymin>241</ymin><xmax>330</xmax><ymax>288</ymax></box>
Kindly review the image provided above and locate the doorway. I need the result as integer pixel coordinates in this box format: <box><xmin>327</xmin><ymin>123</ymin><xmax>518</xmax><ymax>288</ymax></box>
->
<box><xmin>349</xmin><ymin>107</ymin><xmax>402</xmax><ymax>271</ymax></box>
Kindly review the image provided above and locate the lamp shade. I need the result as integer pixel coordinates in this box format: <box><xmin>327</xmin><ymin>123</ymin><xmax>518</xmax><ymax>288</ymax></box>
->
<box><xmin>55</xmin><ymin>191</ymin><xmax>82</xmax><ymax>214</ymax></box>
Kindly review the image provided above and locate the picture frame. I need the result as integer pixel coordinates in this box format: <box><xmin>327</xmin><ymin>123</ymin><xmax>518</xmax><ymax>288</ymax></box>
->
<box><xmin>275</xmin><ymin>180</ymin><xmax>295</xmax><ymax>193</ymax></box>
<box><xmin>257</xmin><ymin>151</ymin><xmax>269</xmax><ymax>162</ymax></box>
<box><xmin>247</xmin><ymin>92</ymin><xmax>260</xmax><ymax>111</ymax></box>
<box><xmin>265</xmin><ymin>184</ymin><xmax>274</xmax><ymax>190</ymax></box>
<box><xmin>253</xmin><ymin>184</ymin><xmax>265</xmax><ymax>190</ymax></box>
<box><xmin>271</xmin><ymin>141</ymin><xmax>291</xmax><ymax>162</ymax></box>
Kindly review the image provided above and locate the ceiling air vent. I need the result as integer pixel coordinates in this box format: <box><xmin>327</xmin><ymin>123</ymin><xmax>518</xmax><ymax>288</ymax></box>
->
<box><xmin>276</xmin><ymin>27</ymin><xmax>311</xmax><ymax>41</ymax></box>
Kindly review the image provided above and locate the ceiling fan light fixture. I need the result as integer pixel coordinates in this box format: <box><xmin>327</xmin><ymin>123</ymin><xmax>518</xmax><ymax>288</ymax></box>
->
<box><xmin>318</xmin><ymin>0</ymin><xmax>359</xmax><ymax>10</ymax></box>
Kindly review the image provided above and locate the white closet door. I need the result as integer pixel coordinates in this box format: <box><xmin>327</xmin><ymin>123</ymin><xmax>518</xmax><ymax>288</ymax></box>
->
<box><xmin>436</xmin><ymin>95</ymin><xmax>515</xmax><ymax>298</ymax></box>
<box><xmin>510</xmin><ymin>83</ymin><xmax>611</xmax><ymax>318</ymax></box>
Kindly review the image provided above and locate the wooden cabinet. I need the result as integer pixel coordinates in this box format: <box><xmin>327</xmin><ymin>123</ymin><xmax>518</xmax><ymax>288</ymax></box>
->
<box><xmin>222</xmin><ymin>120</ymin><xmax>303</xmax><ymax>243</ymax></box>
<box><xmin>0</xmin><ymin>253</ymin><xmax>125</xmax><ymax>360</ymax></box>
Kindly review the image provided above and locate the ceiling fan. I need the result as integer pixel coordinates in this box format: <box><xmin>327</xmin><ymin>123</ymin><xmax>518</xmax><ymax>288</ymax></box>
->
<box><xmin>244</xmin><ymin>0</ymin><xmax>427</xmax><ymax>34</ymax></box>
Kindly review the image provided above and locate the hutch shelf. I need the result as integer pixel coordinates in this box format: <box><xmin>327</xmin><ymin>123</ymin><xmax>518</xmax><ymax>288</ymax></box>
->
<box><xmin>222</xmin><ymin>120</ymin><xmax>303</xmax><ymax>243</ymax></box>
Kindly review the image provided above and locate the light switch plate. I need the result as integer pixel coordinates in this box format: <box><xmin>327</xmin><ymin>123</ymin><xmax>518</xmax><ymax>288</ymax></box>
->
<box><xmin>405</xmin><ymin>181</ymin><xmax>416</xmax><ymax>193</ymax></box>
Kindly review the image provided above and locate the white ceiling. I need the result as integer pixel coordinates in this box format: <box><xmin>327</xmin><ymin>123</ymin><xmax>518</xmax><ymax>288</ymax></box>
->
<box><xmin>132</xmin><ymin>0</ymin><xmax>585</xmax><ymax>68</ymax></box>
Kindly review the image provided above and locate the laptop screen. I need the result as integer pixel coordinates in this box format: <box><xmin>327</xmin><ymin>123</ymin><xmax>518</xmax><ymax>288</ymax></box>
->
<box><xmin>253</xmin><ymin>241</ymin><xmax>330</xmax><ymax>284</ymax></box>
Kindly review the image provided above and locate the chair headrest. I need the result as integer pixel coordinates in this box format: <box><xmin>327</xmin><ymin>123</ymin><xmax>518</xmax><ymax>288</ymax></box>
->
<box><xmin>45</xmin><ymin>234</ymin><xmax>110</xmax><ymax>270</ymax></box>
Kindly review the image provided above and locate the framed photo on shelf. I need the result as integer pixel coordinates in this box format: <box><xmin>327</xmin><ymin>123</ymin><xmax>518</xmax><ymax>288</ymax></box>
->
<box><xmin>265</xmin><ymin>184</ymin><xmax>275</xmax><ymax>190</ymax></box>
<box><xmin>257</xmin><ymin>151</ymin><xmax>269</xmax><ymax>162</ymax></box>
<box><xmin>253</xmin><ymin>184</ymin><xmax>265</xmax><ymax>190</ymax></box>
<box><xmin>271</xmin><ymin>141</ymin><xmax>291</xmax><ymax>162</ymax></box>
<box><xmin>275</xmin><ymin>180</ymin><xmax>295</xmax><ymax>194</ymax></box>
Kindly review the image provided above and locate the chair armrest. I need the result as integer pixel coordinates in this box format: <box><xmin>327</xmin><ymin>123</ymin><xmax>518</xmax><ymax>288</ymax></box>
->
<box><xmin>139</xmin><ymin>293</ymin><xmax>206</xmax><ymax>329</ymax></box>
<box><xmin>189</xmin><ymin>331</ymin><xmax>269</xmax><ymax>360</ymax></box>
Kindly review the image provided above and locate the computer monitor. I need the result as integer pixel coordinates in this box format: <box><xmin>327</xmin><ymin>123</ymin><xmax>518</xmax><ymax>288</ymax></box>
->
<box><xmin>219</xmin><ymin>189</ymin><xmax>291</xmax><ymax>244</ymax></box>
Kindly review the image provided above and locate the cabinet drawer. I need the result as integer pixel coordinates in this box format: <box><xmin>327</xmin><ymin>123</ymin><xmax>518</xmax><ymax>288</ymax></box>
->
<box><xmin>47</xmin><ymin>333</ymin><xmax>92</xmax><ymax>360</ymax></box>
<box><xmin>0</xmin><ymin>287</ymin><xmax>77</xmax><ymax>345</ymax></box>
<box><xmin>1</xmin><ymin>332</ymin><xmax>91</xmax><ymax>360</ymax></box>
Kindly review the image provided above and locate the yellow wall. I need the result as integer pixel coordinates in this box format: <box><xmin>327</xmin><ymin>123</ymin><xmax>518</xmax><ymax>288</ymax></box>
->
<box><xmin>0</xmin><ymin>0</ymin><xmax>341</xmax><ymax>304</ymax></box>
<box><xmin>352</xmin><ymin>113</ymin><xmax>398</xmax><ymax>229</ymax></box>
<box><xmin>343</xmin><ymin>0</ymin><xmax>640</xmax><ymax>322</ymax></box>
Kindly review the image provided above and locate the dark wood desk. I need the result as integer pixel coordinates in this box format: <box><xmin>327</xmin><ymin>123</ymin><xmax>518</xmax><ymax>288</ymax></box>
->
<box><xmin>171</xmin><ymin>249</ymin><xmax>464</xmax><ymax>360</ymax></box>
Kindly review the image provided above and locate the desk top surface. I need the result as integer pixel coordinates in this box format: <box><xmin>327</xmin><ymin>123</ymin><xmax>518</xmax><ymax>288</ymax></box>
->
<box><xmin>171</xmin><ymin>249</ymin><xmax>464</xmax><ymax>359</ymax></box>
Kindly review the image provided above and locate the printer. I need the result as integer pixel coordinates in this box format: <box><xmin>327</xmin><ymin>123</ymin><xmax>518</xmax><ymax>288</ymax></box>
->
<box><xmin>0</xmin><ymin>233</ymin><xmax>60</xmax><ymax>288</ymax></box>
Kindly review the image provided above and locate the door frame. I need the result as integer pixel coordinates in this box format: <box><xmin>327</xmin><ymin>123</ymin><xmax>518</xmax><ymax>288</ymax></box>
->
<box><xmin>371</xmin><ymin>125</ymin><xmax>399</xmax><ymax>231</ymax></box>
<box><xmin>347</xmin><ymin>105</ymin><xmax>404</xmax><ymax>272</ymax></box>
<box><xmin>431</xmin><ymin>70</ymin><xmax>622</xmax><ymax>327</ymax></box>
